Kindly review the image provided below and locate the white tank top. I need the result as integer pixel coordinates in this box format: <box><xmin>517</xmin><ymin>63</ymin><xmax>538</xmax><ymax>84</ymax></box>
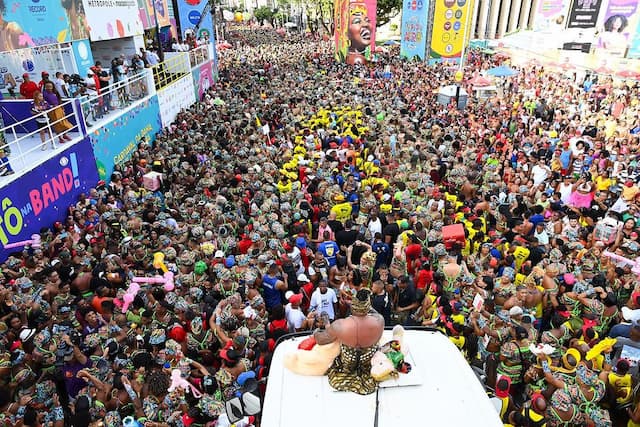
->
<box><xmin>559</xmin><ymin>183</ymin><xmax>573</xmax><ymax>204</ymax></box>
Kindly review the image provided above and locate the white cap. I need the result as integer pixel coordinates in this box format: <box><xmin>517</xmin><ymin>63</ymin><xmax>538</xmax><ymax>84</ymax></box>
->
<box><xmin>284</xmin><ymin>290</ymin><xmax>294</xmax><ymax>301</ymax></box>
<box><xmin>508</xmin><ymin>306</ymin><xmax>523</xmax><ymax>317</ymax></box>
<box><xmin>622</xmin><ymin>306</ymin><xmax>640</xmax><ymax>322</ymax></box>
<box><xmin>19</xmin><ymin>328</ymin><xmax>36</xmax><ymax>342</ymax></box>
<box><xmin>297</xmin><ymin>273</ymin><xmax>310</xmax><ymax>282</ymax></box>
<box><xmin>214</xmin><ymin>250</ymin><xmax>224</xmax><ymax>258</ymax></box>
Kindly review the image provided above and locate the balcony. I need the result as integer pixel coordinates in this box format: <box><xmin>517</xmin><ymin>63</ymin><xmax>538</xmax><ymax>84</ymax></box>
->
<box><xmin>0</xmin><ymin>98</ymin><xmax>85</xmax><ymax>188</ymax></box>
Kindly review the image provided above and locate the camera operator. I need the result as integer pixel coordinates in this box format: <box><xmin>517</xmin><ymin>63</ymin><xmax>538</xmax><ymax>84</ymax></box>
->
<box><xmin>57</xmin><ymin>332</ymin><xmax>90</xmax><ymax>400</ymax></box>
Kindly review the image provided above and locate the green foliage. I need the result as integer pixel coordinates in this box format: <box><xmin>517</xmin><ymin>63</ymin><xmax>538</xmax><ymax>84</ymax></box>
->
<box><xmin>376</xmin><ymin>0</ymin><xmax>401</xmax><ymax>26</ymax></box>
<box><xmin>254</xmin><ymin>6</ymin><xmax>274</xmax><ymax>25</ymax></box>
<box><xmin>285</xmin><ymin>0</ymin><xmax>400</xmax><ymax>31</ymax></box>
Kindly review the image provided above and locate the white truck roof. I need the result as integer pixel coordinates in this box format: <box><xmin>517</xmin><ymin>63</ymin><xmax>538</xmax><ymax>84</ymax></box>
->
<box><xmin>262</xmin><ymin>329</ymin><xmax>503</xmax><ymax>427</ymax></box>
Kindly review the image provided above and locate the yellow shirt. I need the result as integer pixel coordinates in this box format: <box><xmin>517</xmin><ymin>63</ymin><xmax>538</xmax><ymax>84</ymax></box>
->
<box><xmin>513</xmin><ymin>246</ymin><xmax>530</xmax><ymax>271</ymax></box>
<box><xmin>595</xmin><ymin>176</ymin><xmax>613</xmax><ymax>191</ymax></box>
<box><xmin>331</xmin><ymin>202</ymin><xmax>352</xmax><ymax>222</ymax></box>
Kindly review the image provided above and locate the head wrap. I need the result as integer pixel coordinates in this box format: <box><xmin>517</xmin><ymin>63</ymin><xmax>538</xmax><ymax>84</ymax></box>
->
<box><xmin>351</xmin><ymin>289</ymin><xmax>372</xmax><ymax>316</ymax></box>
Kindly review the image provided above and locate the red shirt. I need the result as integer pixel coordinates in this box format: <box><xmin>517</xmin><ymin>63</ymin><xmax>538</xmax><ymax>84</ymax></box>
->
<box><xmin>20</xmin><ymin>81</ymin><xmax>38</xmax><ymax>99</ymax></box>
<box><xmin>237</xmin><ymin>236</ymin><xmax>252</xmax><ymax>254</ymax></box>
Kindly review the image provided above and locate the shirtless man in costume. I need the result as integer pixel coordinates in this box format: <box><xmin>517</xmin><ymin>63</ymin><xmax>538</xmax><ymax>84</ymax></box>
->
<box><xmin>314</xmin><ymin>289</ymin><xmax>384</xmax><ymax>394</ymax></box>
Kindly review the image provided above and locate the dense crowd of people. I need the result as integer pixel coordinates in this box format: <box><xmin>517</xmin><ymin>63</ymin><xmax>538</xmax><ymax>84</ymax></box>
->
<box><xmin>4</xmin><ymin>26</ymin><xmax>640</xmax><ymax>426</ymax></box>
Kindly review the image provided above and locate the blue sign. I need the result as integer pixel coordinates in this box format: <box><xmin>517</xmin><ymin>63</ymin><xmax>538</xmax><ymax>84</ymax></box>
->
<box><xmin>177</xmin><ymin>0</ymin><xmax>215</xmax><ymax>42</ymax></box>
<box><xmin>0</xmin><ymin>138</ymin><xmax>99</xmax><ymax>258</ymax></box>
<box><xmin>188</xmin><ymin>10</ymin><xmax>202</xmax><ymax>25</ymax></box>
<box><xmin>88</xmin><ymin>96</ymin><xmax>162</xmax><ymax>181</ymax></box>
<box><xmin>400</xmin><ymin>0</ymin><xmax>430</xmax><ymax>60</ymax></box>
<box><xmin>72</xmin><ymin>39</ymin><xmax>95</xmax><ymax>79</ymax></box>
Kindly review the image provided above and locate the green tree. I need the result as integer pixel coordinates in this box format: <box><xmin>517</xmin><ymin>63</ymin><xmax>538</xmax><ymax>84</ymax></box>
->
<box><xmin>376</xmin><ymin>0</ymin><xmax>401</xmax><ymax>27</ymax></box>
<box><xmin>254</xmin><ymin>6</ymin><xmax>274</xmax><ymax>25</ymax></box>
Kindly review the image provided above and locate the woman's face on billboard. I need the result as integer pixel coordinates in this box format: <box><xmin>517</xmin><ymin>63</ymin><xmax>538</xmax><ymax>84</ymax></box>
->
<box><xmin>348</xmin><ymin>4</ymin><xmax>371</xmax><ymax>52</ymax></box>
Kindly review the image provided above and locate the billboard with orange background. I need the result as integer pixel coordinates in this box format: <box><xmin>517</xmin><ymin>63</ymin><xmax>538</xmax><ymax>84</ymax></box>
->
<box><xmin>334</xmin><ymin>0</ymin><xmax>377</xmax><ymax>64</ymax></box>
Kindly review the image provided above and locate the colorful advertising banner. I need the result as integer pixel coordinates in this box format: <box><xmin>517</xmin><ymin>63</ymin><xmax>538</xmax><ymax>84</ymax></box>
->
<box><xmin>334</xmin><ymin>0</ymin><xmax>377</xmax><ymax>64</ymax></box>
<box><xmin>177</xmin><ymin>0</ymin><xmax>214</xmax><ymax>41</ymax></box>
<box><xmin>532</xmin><ymin>0</ymin><xmax>572</xmax><ymax>32</ymax></box>
<box><xmin>137</xmin><ymin>0</ymin><xmax>171</xmax><ymax>29</ymax></box>
<box><xmin>0</xmin><ymin>138</ymin><xmax>99</xmax><ymax>258</ymax></box>
<box><xmin>400</xmin><ymin>0</ymin><xmax>430</xmax><ymax>60</ymax></box>
<box><xmin>89</xmin><ymin>96</ymin><xmax>162</xmax><ymax>181</ymax></box>
<box><xmin>596</xmin><ymin>0</ymin><xmax>640</xmax><ymax>56</ymax></box>
<box><xmin>192</xmin><ymin>60</ymin><xmax>213</xmax><ymax>101</ymax></box>
<box><xmin>81</xmin><ymin>0</ymin><xmax>144</xmax><ymax>41</ymax></box>
<box><xmin>567</xmin><ymin>0</ymin><xmax>603</xmax><ymax>27</ymax></box>
<box><xmin>0</xmin><ymin>0</ymin><xmax>90</xmax><ymax>52</ymax></box>
<box><xmin>429</xmin><ymin>0</ymin><xmax>475</xmax><ymax>63</ymax></box>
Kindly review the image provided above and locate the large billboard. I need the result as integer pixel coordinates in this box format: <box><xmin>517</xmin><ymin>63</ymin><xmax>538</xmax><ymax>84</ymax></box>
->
<box><xmin>0</xmin><ymin>0</ymin><xmax>89</xmax><ymax>52</ymax></box>
<box><xmin>138</xmin><ymin>0</ymin><xmax>171</xmax><ymax>29</ymax></box>
<box><xmin>81</xmin><ymin>0</ymin><xmax>145</xmax><ymax>41</ymax></box>
<box><xmin>192</xmin><ymin>60</ymin><xmax>213</xmax><ymax>101</ymax></box>
<box><xmin>532</xmin><ymin>0</ymin><xmax>572</xmax><ymax>32</ymax></box>
<box><xmin>400</xmin><ymin>0</ymin><xmax>430</xmax><ymax>60</ymax></box>
<box><xmin>89</xmin><ymin>96</ymin><xmax>162</xmax><ymax>181</ymax></box>
<box><xmin>596</xmin><ymin>0</ymin><xmax>640</xmax><ymax>56</ymax></box>
<box><xmin>0</xmin><ymin>138</ymin><xmax>99</xmax><ymax>259</ymax></box>
<box><xmin>429</xmin><ymin>0</ymin><xmax>475</xmax><ymax>63</ymax></box>
<box><xmin>177</xmin><ymin>0</ymin><xmax>214</xmax><ymax>41</ymax></box>
<box><xmin>334</xmin><ymin>0</ymin><xmax>377</xmax><ymax>64</ymax></box>
<box><xmin>567</xmin><ymin>0</ymin><xmax>603</xmax><ymax>27</ymax></box>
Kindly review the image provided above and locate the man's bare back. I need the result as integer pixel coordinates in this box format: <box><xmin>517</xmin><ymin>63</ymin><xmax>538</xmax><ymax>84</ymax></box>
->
<box><xmin>315</xmin><ymin>312</ymin><xmax>384</xmax><ymax>348</ymax></box>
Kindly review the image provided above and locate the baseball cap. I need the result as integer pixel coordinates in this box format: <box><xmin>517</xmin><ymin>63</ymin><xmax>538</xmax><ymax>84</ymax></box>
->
<box><xmin>297</xmin><ymin>273</ymin><xmax>310</xmax><ymax>283</ymax></box>
<box><xmin>219</xmin><ymin>348</ymin><xmax>241</xmax><ymax>363</ymax></box>
<box><xmin>288</xmin><ymin>293</ymin><xmax>303</xmax><ymax>305</ymax></box>
<box><xmin>22</xmin><ymin>73</ymin><xmax>28</xmax><ymax>78</ymax></box>
<box><xmin>508</xmin><ymin>306</ymin><xmax>523</xmax><ymax>317</ymax></box>
<box><xmin>214</xmin><ymin>250</ymin><xmax>224</xmax><ymax>258</ymax></box>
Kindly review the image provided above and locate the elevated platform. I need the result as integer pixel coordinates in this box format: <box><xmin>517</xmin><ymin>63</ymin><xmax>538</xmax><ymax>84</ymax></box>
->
<box><xmin>262</xmin><ymin>330</ymin><xmax>501</xmax><ymax>427</ymax></box>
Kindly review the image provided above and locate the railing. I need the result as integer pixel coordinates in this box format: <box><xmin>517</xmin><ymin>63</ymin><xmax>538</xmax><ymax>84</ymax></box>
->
<box><xmin>189</xmin><ymin>44</ymin><xmax>211</xmax><ymax>68</ymax></box>
<box><xmin>152</xmin><ymin>53</ymin><xmax>191</xmax><ymax>91</ymax></box>
<box><xmin>78</xmin><ymin>69</ymin><xmax>153</xmax><ymax>128</ymax></box>
<box><xmin>0</xmin><ymin>98</ymin><xmax>82</xmax><ymax>170</ymax></box>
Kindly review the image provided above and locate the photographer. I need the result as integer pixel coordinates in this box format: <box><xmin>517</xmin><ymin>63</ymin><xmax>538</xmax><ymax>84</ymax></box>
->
<box><xmin>58</xmin><ymin>332</ymin><xmax>90</xmax><ymax>399</ymax></box>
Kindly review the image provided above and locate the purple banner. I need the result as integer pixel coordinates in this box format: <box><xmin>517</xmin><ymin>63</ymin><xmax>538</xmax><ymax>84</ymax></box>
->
<box><xmin>0</xmin><ymin>100</ymin><xmax>79</xmax><ymax>133</ymax></box>
<box><xmin>597</xmin><ymin>0</ymin><xmax>640</xmax><ymax>55</ymax></box>
<box><xmin>0</xmin><ymin>138</ymin><xmax>99</xmax><ymax>259</ymax></box>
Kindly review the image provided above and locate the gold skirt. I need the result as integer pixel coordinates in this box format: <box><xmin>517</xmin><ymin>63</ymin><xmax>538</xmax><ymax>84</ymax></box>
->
<box><xmin>48</xmin><ymin>106</ymin><xmax>73</xmax><ymax>134</ymax></box>
<box><xmin>327</xmin><ymin>344</ymin><xmax>378</xmax><ymax>395</ymax></box>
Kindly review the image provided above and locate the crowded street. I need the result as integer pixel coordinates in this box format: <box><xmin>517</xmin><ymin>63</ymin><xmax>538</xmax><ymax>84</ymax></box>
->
<box><xmin>3</xmin><ymin>25</ymin><xmax>640</xmax><ymax>426</ymax></box>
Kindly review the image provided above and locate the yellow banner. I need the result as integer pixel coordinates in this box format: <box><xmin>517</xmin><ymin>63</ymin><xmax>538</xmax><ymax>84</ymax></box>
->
<box><xmin>430</xmin><ymin>0</ymin><xmax>475</xmax><ymax>62</ymax></box>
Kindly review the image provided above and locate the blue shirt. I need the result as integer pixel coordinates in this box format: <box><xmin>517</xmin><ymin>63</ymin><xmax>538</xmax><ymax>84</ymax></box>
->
<box><xmin>372</xmin><ymin>241</ymin><xmax>390</xmax><ymax>268</ymax></box>
<box><xmin>262</xmin><ymin>274</ymin><xmax>283</xmax><ymax>308</ymax></box>
<box><xmin>318</xmin><ymin>241</ymin><xmax>340</xmax><ymax>266</ymax></box>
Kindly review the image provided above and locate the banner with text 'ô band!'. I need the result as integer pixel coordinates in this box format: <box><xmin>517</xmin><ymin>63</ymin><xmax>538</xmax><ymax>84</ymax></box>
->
<box><xmin>0</xmin><ymin>138</ymin><xmax>99</xmax><ymax>260</ymax></box>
